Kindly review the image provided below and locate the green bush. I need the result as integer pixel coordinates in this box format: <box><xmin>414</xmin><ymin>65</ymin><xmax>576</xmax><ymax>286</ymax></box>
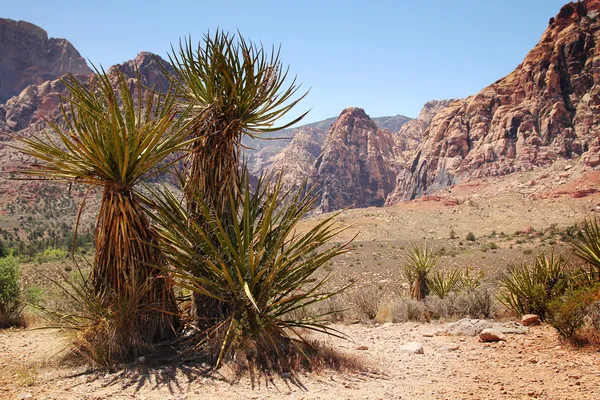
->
<box><xmin>0</xmin><ymin>256</ymin><xmax>25</xmax><ymax>328</ymax></box>
<box><xmin>498</xmin><ymin>251</ymin><xmax>568</xmax><ymax>320</ymax></box>
<box><xmin>35</xmin><ymin>247</ymin><xmax>69</xmax><ymax>264</ymax></box>
<box><xmin>548</xmin><ymin>286</ymin><xmax>600</xmax><ymax>339</ymax></box>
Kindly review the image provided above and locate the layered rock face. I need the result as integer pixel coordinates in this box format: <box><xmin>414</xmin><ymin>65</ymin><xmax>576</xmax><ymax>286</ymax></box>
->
<box><xmin>310</xmin><ymin>108</ymin><xmax>397</xmax><ymax>212</ymax></box>
<box><xmin>391</xmin><ymin>100</ymin><xmax>454</xmax><ymax>167</ymax></box>
<box><xmin>0</xmin><ymin>19</ymin><xmax>91</xmax><ymax>103</ymax></box>
<box><xmin>390</xmin><ymin>0</ymin><xmax>600</xmax><ymax>202</ymax></box>
<box><xmin>265</xmin><ymin>127</ymin><xmax>326</xmax><ymax>189</ymax></box>
<box><xmin>0</xmin><ymin>53</ymin><xmax>172</xmax><ymax>135</ymax></box>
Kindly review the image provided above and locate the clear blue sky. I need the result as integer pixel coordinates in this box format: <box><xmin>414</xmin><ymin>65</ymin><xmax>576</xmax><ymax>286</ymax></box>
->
<box><xmin>4</xmin><ymin>0</ymin><xmax>568</xmax><ymax>123</ymax></box>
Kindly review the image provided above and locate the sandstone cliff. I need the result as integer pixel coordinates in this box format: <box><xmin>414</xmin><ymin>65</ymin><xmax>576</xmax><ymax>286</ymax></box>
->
<box><xmin>309</xmin><ymin>108</ymin><xmax>397</xmax><ymax>212</ymax></box>
<box><xmin>389</xmin><ymin>0</ymin><xmax>600</xmax><ymax>202</ymax></box>
<box><xmin>0</xmin><ymin>18</ymin><xmax>91</xmax><ymax>103</ymax></box>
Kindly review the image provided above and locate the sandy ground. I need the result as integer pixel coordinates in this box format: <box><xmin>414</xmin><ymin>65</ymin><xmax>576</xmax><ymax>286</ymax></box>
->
<box><xmin>1</xmin><ymin>322</ymin><xmax>599</xmax><ymax>400</ymax></box>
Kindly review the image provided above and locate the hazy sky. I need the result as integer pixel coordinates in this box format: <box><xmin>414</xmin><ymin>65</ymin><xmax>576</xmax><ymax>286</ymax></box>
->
<box><xmin>4</xmin><ymin>0</ymin><xmax>568</xmax><ymax>123</ymax></box>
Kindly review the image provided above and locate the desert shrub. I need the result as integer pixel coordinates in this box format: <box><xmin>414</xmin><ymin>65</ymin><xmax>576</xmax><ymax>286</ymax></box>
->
<box><xmin>387</xmin><ymin>297</ymin><xmax>429</xmax><ymax>323</ymax></box>
<box><xmin>0</xmin><ymin>239</ymin><xmax>6</xmax><ymax>258</ymax></box>
<box><xmin>0</xmin><ymin>256</ymin><xmax>25</xmax><ymax>328</ymax></box>
<box><xmin>548</xmin><ymin>286</ymin><xmax>600</xmax><ymax>339</ymax></box>
<box><xmin>35</xmin><ymin>247</ymin><xmax>68</xmax><ymax>264</ymax></box>
<box><xmin>450</xmin><ymin>287</ymin><xmax>496</xmax><ymax>318</ymax></box>
<box><xmin>498</xmin><ymin>251</ymin><xmax>569</xmax><ymax>319</ymax></box>
<box><xmin>466</xmin><ymin>232</ymin><xmax>476</xmax><ymax>242</ymax></box>
<box><xmin>350</xmin><ymin>287</ymin><xmax>381</xmax><ymax>321</ymax></box>
<box><xmin>36</xmin><ymin>268</ymin><xmax>154</xmax><ymax>368</ymax></box>
<box><xmin>429</xmin><ymin>268</ymin><xmax>462</xmax><ymax>298</ymax></box>
<box><xmin>403</xmin><ymin>245</ymin><xmax>438</xmax><ymax>300</ymax></box>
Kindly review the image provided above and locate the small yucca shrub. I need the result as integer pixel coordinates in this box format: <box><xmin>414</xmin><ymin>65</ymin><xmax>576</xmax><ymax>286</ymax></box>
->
<box><xmin>498</xmin><ymin>251</ymin><xmax>569</xmax><ymax>319</ymax></box>
<box><xmin>429</xmin><ymin>268</ymin><xmax>462</xmax><ymax>299</ymax></box>
<box><xmin>403</xmin><ymin>245</ymin><xmax>438</xmax><ymax>300</ymax></box>
<box><xmin>153</xmin><ymin>172</ymin><xmax>350</xmax><ymax>370</ymax></box>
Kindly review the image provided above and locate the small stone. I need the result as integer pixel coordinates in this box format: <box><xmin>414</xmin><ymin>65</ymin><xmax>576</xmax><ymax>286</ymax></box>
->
<box><xmin>422</xmin><ymin>332</ymin><xmax>434</xmax><ymax>337</ymax></box>
<box><xmin>356</xmin><ymin>345</ymin><xmax>369</xmax><ymax>351</ymax></box>
<box><xmin>521</xmin><ymin>314</ymin><xmax>541</xmax><ymax>326</ymax></box>
<box><xmin>479</xmin><ymin>329</ymin><xmax>507</xmax><ymax>342</ymax></box>
<box><xmin>528</xmin><ymin>357</ymin><xmax>538</xmax><ymax>363</ymax></box>
<box><xmin>399</xmin><ymin>342</ymin><xmax>424</xmax><ymax>354</ymax></box>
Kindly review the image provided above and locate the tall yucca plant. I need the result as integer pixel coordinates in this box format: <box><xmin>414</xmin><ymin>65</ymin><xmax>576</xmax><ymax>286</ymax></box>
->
<box><xmin>16</xmin><ymin>68</ymin><xmax>193</xmax><ymax>342</ymax></box>
<box><xmin>168</xmin><ymin>31</ymin><xmax>308</xmax><ymax>216</ymax></box>
<box><xmin>168</xmin><ymin>31</ymin><xmax>308</xmax><ymax>319</ymax></box>
<box><xmin>152</xmin><ymin>172</ymin><xmax>350</xmax><ymax>369</ymax></box>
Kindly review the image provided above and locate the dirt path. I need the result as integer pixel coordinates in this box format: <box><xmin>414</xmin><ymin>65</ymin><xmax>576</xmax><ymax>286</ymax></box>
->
<box><xmin>1</xmin><ymin>323</ymin><xmax>599</xmax><ymax>400</ymax></box>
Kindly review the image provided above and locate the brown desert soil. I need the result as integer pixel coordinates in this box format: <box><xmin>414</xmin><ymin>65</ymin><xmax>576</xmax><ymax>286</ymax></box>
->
<box><xmin>1</xmin><ymin>323</ymin><xmax>600</xmax><ymax>399</ymax></box>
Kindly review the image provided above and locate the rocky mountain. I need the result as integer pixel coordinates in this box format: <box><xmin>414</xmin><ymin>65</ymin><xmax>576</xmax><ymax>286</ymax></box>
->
<box><xmin>308</xmin><ymin>108</ymin><xmax>397</xmax><ymax>212</ymax></box>
<box><xmin>0</xmin><ymin>51</ymin><xmax>177</xmax><ymax>240</ymax></box>
<box><xmin>389</xmin><ymin>0</ymin><xmax>600</xmax><ymax>202</ymax></box>
<box><xmin>0</xmin><ymin>18</ymin><xmax>91</xmax><ymax>103</ymax></box>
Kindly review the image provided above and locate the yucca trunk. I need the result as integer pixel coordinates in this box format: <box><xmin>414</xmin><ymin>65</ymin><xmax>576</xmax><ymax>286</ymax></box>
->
<box><xmin>185</xmin><ymin>122</ymin><xmax>240</xmax><ymax>219</ymax></box>
<box><xmin>93</xmin><ymin>185</ymin><xmax>179</xmax><ymax>341</ymax></box>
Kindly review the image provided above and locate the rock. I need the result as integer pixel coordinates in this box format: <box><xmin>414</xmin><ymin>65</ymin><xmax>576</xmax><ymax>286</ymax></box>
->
<box><xmin>399</xmin><ymin>341</ymin><xmax>424</xmax><ymax>354</ymax></box>
<box><xmin>479</xmin><ymin>329</ymin><xmax>507</xmax><ymax>342</ymax></box>
<box><xmin>264</xmin><ymin>127</ymin><xmax>327</xmax><ymax>191</ymax></box>
<box><xmin>356</xmin><ymin>345</ymin><xmax>369</xmax><ymax>351</ymax></box>
<box><xmin>440</xmin><ymin>344</ymin><xmax>460</xmax><ymax>352</ymax></box>
<box><xmin>387</xmin><ymin>0</ymin><xmax>600</xmax><ymax>202</ymax></box>
<box><xmin>0</xmin><ymin>18</ymin><xmax>91</xmax><ymax>103</ymax></box>
<box><xmin>521</xmin><ymin>314</ymin><xmax>541</xmax><ymax>326</ymax></box>
<box><xmin>445</xmin><ymin>318</ymin><xmax>528</xmax><ymax>336</ymax></box>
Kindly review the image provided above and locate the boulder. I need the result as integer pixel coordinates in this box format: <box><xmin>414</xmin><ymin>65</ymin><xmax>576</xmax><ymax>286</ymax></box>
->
<box><xmin>399</xmin><ymin>341</ymin><xmax>424</xmax><ymax>354</ymax></box>
<box><xmin>479</xmin><ymin>329</ymin><xmax>507</xmax><ymax>342</ymax></box>
<box><xmin>521</xmin><ymin>314</ymin><xmax>541</xmax><ymax>326</ymax></box>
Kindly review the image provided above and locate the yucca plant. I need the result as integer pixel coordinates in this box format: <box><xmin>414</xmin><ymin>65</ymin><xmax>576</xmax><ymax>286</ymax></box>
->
<box><xmin>571</xmin><ymin>217</ymin><xmax>600</xmax><ymax>281</ymax></box>
<box><xmin>429</xmin><ymin>267</ymin><xmax>462</xmax><ymax>299</ymax></box>
<box><xmin>498</xmin><ymin>251</ymin><xmax>569</xmax><ymax>319</ymax></box>
<box><xmin>403</xmin><ymin>245</ymin><xmax>438</xmax><ymax>300</ymax></box>
<box><xmin>168</xmin><ymin>31</ymin><xmax>308</xmax><ymax>320</ymax></box>
<box><xmin>168</xmin><ymin>31</ymin><xmax>308</xmax><ymax>217</ymax></box>
<box><xmin>152</xmin><ymin>171</ymin><xmax>350</xmax><ymax>370</ymax></box>
<box><xmin>16</xmin><ymin>68</ymin><xmax>194</xmax><ymax>344</ymax></box>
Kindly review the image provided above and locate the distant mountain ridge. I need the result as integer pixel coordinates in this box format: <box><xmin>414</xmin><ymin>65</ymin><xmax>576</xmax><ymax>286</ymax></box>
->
<box><xmin>2</xmin><ymin>0</ymin><xmax>600</xmax><ymax>223</ymax></box>
<box><xmin>0</xmin><ymin>18</ymin><xmax>91</xmax><ymax>103</ymax></box>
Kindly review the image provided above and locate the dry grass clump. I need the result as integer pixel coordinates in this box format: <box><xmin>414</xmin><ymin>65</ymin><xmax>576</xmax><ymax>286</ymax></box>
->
<box><xmin>349</xmin><ymin>287</ymin><xmax>382</xmax><ymax>321</ymax></box>
<box><xmin>376</xmin><ymin>287</ymin><xmax>497</xmax><ymax>323</ymax></box>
